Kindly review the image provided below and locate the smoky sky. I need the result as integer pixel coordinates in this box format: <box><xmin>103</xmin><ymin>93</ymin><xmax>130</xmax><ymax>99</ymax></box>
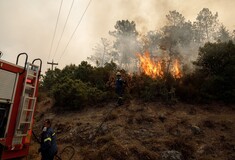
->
<box><xmin>0</xmin><ymin>0</ymin><xmax>234</xmax><ymax>73</ymax></box>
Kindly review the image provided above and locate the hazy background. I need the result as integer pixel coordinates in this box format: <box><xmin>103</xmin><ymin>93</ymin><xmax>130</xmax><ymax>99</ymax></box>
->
<box><xmin>0</xmin><ymin>0</ymin><xmax>234</xmax><ymax>73</ymax></box>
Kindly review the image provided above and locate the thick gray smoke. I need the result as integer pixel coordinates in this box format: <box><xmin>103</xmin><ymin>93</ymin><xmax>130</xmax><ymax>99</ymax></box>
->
<box><xmin>90</xmin><ymin>5</ymin><xmax>232</xmax><ymax>74</ymax></box>
<box><xmin>1</xmin><ymin>0</ymin><xmax>235</xmax><ymax>73</ymax></box>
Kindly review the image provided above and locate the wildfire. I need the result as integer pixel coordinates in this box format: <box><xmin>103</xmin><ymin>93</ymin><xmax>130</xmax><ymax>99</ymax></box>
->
<box><xmin>137</xmin><ymin>52</ymin><xmax>163</xmax><ymax>78</ymax></box>
<box><xmin>137</xmin><ymin>51</ymin><xmax>182</xmax><ymax>79</ymax></box>
<box><xmin>171</xmin><ymin>59</ymin><xmax>182</xmax><ymax>78</ymax></box>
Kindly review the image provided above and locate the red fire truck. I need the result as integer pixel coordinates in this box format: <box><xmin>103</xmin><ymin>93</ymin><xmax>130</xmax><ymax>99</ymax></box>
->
<box><xmin>0</xmin><ymin>53</ymin><xmax>41</xmax><ymax>159</ymax></box>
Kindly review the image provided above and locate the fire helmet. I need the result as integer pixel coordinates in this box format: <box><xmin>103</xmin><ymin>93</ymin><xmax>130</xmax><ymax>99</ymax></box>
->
<box><xmin>116</xmin><ymin>72</ymin><xmax>121</xmax><ymax>76</ymax></box>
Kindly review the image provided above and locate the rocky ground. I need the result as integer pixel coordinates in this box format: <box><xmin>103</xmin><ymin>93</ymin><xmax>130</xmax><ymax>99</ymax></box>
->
<box><xmin>29</xmin><ymin>98</ymin><xmax>235</xmax><ymax>160</ymax></box>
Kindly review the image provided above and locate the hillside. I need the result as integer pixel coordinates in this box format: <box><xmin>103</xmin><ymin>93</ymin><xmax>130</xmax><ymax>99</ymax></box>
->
<box><xmin>29</xmin><ymin>98</ymin><xmax>235</xmax><ymax>160</ymax></box>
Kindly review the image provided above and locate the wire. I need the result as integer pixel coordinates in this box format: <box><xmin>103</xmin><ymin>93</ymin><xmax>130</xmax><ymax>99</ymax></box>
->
<box><xmin>59</xmin><ymin>146</ymin><xmax>75</xmax><ymax>160</ymax></box>
<box><xmin>48</xmin><ymin>0</ymin><xmax>63</xmax><ymax>60</ymax></box>
<box><xmin>58</xmin><ymin>0</ymin><xmax>92</xmax><ymax>63</ymax></box>
<box><xmin>52</xmin><ymin>0</ymin><xmax>75</xmax><ymax>60</ymax></box>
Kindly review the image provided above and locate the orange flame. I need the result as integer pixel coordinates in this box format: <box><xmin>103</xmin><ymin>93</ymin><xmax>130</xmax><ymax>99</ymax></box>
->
<box><xmin>137</xmin><ymin>51</ymin><xmax>182</xmax><ymax>79</ymax></box>
<box><xmin>171</xmin><ymin>59</ymin><xmax>182</xmax><ymax>78</ymax></box>
<box><xmin>137</xmin><ymin>52</ymin><xmax>163</xmax><ymax>78</ymax></box>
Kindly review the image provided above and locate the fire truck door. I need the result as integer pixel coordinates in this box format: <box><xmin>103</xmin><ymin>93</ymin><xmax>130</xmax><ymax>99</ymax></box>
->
<box><xmin>0</xmin><ymin>69</ymin><xmax>17</xmax><ymax>138</ymax></box>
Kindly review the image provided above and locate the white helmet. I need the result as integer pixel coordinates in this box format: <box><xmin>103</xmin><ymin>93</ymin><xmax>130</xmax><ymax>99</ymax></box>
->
<box><xmin>116</xmin><ymin>72</ymin><xmax>121</xmax><ymax>76</ymax></box>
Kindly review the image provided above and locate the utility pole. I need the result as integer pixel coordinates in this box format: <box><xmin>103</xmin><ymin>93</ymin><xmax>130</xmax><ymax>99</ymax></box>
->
<box><xmin>47</xmin><ymin>59</ymin><xmax>58</xmax><ymax>70</ymax></box>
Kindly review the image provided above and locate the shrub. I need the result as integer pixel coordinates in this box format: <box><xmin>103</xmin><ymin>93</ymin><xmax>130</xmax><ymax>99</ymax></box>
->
<box><xmin>193</xmin><ymin>41</ymin><xmax>235</xmax><ymax>103</ymax></box>
<box><xmin>129</xmin><ymin>73</ymin><xmax>166</xmax><ymax>101</ymax></box>
<box><xmin>52</xmin><ymin>78</ymin><xmax>107</xmax><ymax>110</ymax></box>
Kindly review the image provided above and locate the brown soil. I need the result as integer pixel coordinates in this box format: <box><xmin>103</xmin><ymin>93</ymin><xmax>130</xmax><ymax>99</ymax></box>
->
<box><xmin>29</xmin><ymin>98</ymin><xmax>235</xmax><ymax>160</ymax></box>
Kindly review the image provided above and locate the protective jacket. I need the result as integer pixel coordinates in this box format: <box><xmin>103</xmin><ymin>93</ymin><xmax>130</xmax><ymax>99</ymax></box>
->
<box><xmin>116</xmin><ymin>77</ymin><xmax>125</xmax><ymax>97</ymax></box>
<box><xmin>39</xmin><ymin>127</ymin><xmax>58</xmax><ymax>160</ymax></box>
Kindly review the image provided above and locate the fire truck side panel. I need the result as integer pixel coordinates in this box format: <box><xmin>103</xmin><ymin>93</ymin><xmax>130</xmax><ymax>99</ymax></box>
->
<box><xmin>0</xmin><ymin>60</ymin><xmax>23</xmax><ymax>73</ymax></box>
<box><xmin>5</xmin><ymin>72</ymin><xmax>25</xmax><ymax>146</ymax></box>
<box><xmin>1</xmin><ymin>145</ymin><xmax>29</xmax><ymax>159</ymax></box>
<box><xmin>0</xmin><ymin>60</ymin><xmax>30</xmax><ymax>159</ymax></box>
<box><xmin>0</xmin><ymin>70</ymin><xmax>16</xmax><ymax>101</ymax></box>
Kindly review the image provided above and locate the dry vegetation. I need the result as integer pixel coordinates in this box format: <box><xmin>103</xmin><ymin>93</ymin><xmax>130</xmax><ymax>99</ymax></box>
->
<box><xmin>29</xmin><ymin>97</ymin><xmax>235</xmax><ymax>160</ymax></box>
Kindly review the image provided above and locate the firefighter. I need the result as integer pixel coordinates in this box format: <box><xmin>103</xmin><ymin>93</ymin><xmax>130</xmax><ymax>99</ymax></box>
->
<box><xmin>38</xmin><ymin>119</ymin><xmax>58</xmax><ymax>160</ymax></box>
<box><xmin>115</xmin><ymin>71</ymin><xmax>125</xmax><ymax>106</ymax></box>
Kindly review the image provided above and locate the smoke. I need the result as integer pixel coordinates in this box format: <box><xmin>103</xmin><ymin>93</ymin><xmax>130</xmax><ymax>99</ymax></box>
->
<box><xmin>96</xmin><ymin>1</ymin><xmax>234</xmax><ymax>73</ymax></box>
<box><xmin>1</xmin><ymin>0</ymin><xmax>235</xmax><ymax>73</ymax></box>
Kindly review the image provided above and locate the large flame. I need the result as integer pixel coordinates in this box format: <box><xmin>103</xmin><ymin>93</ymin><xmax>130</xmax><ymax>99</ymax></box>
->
<box><xmin>171</xmin><ymin>59</ymin><xmax>182</xmax><ymax>78</ymax></box>
<box><xmin>137</xmin><ymin>51</ymin><xmax>182</xmax><ymax>79</ymax></box>
<box><xmin>137</xmin><ymin>52</ymin><xmax>163</xmax><ymax>78</ymax></box>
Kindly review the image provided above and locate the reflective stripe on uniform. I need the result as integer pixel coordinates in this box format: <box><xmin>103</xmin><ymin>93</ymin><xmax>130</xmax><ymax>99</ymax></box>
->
<box><xmin>44</xmin><ymin>137</ymin><xmax>52</xmax><ymax>142</ymax></box>
<box><xmin>52</xmin><ymin>133</ymin><xmax>55</xmax><ymax>136</ymax></box>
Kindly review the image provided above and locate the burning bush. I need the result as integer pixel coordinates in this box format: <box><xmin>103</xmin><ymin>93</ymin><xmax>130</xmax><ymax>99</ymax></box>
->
<box><xmin>42</xmin><ymin>40</ymin><xmax>235</xmax><ymax>110</ymax></box>
<box><xmin>129</xmin><ymin>73</ymin><xmax>165</xmax><ymax>101</ymax></box>
<box><xmin>137</xmin><ymin>51</ymin><xmax>182</xmax><ymax>79</ymax></box>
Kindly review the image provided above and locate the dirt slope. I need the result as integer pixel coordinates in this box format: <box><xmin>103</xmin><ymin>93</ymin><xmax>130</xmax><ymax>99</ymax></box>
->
<box><xmin>29</xmin><ymin>99</ymin><xmax>235</xmax><ymax>160</ymax></box>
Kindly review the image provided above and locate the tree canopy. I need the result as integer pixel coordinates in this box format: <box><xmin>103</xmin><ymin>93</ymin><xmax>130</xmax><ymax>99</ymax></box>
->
<box><xmin>109</xmin><ymin>20</ymin><xmax>140</xmax><ymax>70</ymax></box>
<box><xmin>194</xmin><ymin>40</ymin><xmax>235</xmax><ymax>102</ymax></box>
<box><xmin>40</xmin><ymin>8</ymin><xmax>235</xmax><ymax>110</ymax></box>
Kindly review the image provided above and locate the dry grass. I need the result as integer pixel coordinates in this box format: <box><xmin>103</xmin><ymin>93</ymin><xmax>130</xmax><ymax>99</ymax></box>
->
<box><xmin>30</xmin><ymin>100</ymin><xmax>235</xmax><ymax>160</ymax></box>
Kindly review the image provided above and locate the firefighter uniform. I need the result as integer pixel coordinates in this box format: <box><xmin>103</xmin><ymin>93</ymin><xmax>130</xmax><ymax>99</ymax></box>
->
<box><xmin>39</xmin><ymin>127</ymin><xmax>58</xmax><ymax>160</ymax></box>
<box><xmin>115</xmin><ymin>72</ymin><xmax>125</xmax><ymax>105</ymax></box>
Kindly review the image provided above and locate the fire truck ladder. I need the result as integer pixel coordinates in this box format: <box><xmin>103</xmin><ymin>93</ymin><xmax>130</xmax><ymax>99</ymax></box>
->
<box><xmin>15</xmin><ymin>61</ymin><xmax>40</xmax><ymax>137</ymax></box>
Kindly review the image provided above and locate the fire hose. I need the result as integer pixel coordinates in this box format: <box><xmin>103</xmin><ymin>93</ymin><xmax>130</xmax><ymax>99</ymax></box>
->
<box><xmin>32</xmin><ymin>131</ymin><xmax>75</xmax><ymax>160</ymax></box>
<box><xmin>32</xmin><ymin>101</ymin><xmax>120</xmax><ymax>158</ymax></box>
<box><xmin>89</xmin><ymin>103</ymin><xmax>118</xmax><ymax>142</ymax></box>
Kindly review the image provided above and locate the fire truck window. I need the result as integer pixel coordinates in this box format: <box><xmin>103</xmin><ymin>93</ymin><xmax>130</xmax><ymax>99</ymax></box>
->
<box><xmin>0</xmin><ymin>109</ymin><xmax>6</xmax><ymax>127</ymax></box>
<box><xmin>0</xmin><ymin>104</ymin><xmax>9</xmax><ymax>138</ymax></box>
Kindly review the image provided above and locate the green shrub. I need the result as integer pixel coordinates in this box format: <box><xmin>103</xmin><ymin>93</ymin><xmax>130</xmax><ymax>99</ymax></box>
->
<box><xmin>52</xmin><ymin>78</ymin><xmax>107</xmax><ymax>110</ymax></box>
<box><xmin>129</xmin><ymin>73</ymin><xmax>166</xmax><ymax>101</ymax></box>
<box><xmin>193</xmin><ymin>41</ymin><xmax>235</xmax><ymax>103</ymax></box>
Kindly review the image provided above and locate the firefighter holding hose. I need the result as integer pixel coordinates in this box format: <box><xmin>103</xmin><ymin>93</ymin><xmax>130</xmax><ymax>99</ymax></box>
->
<box><xmin>38</xmin><ymin>119</ymin><xmax>58</xmax><ymax>160</ymax></box>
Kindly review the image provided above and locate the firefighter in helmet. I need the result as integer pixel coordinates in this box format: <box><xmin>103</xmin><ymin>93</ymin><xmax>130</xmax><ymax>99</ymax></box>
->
<box><xmin>115</xmin><ymin>71</ymin><xmax>125</xmax><ymax>106</ymax></box>
<box><xmin>38</xmin><ymin>119</ymin><xmax>58</xmax><ymax>160</ymax></box>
